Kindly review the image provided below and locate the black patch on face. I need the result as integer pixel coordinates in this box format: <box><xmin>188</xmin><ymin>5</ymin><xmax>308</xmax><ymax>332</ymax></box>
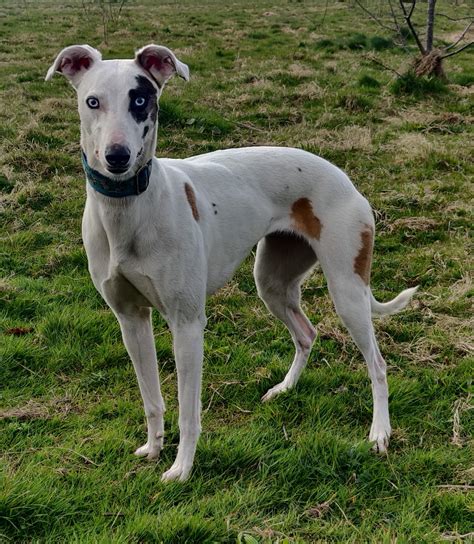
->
<box><xmin>129</xmin><ymin>75</ymin><xmax>158</xmax><ymax>124</ymax></box>
<box><xmin>142</xmin><ymin>126</ymin><xmax>149</xmax><ymax>139</ymax></box>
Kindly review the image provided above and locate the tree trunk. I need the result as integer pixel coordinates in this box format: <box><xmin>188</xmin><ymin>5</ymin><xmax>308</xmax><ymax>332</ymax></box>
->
<box><xmin>426</xmin><ymin>0</ymin><xmax>436</xmax><ymax>52</ymax></box>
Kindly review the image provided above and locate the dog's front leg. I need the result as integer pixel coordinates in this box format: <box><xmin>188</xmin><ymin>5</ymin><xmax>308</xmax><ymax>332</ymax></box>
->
<box><xmin>161</xmin><ymin>318</ymin><xmax>204</xmax><ymax>482</ymax></box>
<box><xmin>116</xmin><ymin>308</ymin><xmax>165</xmax><ymax>459</ymax></box>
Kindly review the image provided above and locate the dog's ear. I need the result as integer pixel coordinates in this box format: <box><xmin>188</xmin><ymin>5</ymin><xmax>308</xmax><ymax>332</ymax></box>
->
<box><xmin>135</xmin><ymin>45</ymin><xmax>189</xmax><ymax>87</ymax></box>
<box><xmin>45</xmin><ymin>45</ymin><xmax>102</xmax><ymax>87</ymax></box>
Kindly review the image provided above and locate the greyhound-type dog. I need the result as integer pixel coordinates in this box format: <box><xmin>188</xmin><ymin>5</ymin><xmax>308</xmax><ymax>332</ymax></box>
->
<box><xmin>46</xmin><ymin>44</ymin><xmax>417</xmax><ymax>481</ymax></box>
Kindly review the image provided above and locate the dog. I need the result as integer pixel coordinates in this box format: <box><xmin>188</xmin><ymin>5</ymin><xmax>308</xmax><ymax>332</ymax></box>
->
<box><xmin>45</xmin><ymin>44</ymin><xmax>417</xmax><ymax>481</ymax></box>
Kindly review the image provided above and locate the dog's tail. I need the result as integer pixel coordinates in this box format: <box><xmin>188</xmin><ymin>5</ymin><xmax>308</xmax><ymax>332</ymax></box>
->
<box><xmin>370</xmin><ymin>286</ymin><xmax>418</xmax><ymax>318</ymax></box>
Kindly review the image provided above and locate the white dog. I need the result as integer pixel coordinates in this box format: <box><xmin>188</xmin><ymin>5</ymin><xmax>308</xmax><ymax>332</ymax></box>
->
<box><xmin>46</xmin><ymin>44</ymin><xmax>417</xmax><ymax>481</ymax></box>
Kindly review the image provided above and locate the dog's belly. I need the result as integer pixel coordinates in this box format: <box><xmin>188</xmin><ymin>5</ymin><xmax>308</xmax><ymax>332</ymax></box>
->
<box><xmin>206</xmin><ymin>249</ymin><xmax>256</xmax><ymax>295</ymax></box>
<box><xmin>204</xmin><ymin>207</ymin><xmax>274</xmax><ymax>295</ymax></box>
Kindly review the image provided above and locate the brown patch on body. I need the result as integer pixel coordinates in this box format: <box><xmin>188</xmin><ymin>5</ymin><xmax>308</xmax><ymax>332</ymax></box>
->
<box><xmin>291</xmin><ymin>198</ymin><xmax>322</xmax><ymax>239</ymax></box>
<box><xmin>354</xmin><ymin>225</ymin><xmax>373</xmax><ymax>285</ymax></box>
<box><xmin>184</xmin><ymin>182</ymin><xmax>199</xmax><ymax>221</ymax></box>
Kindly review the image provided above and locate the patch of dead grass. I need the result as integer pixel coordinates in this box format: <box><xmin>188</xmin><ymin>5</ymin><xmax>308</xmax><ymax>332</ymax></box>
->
<box><xmin>381</xmin><ymin>107</ymin><xmax>471</xmax><ymax>129</ymax></box>
<box><xmin>451</xmin><ymin>393</ymin><xmax>473</xmax><ymax>447</ymax></box>
<box><xmin>306</xmin><ymin>126</ymin><xmax>373</xmax><ymax>152</ymax></box>
<box><xmin>0</xmin><ymin>396</ymin><xmax>80</xmax><ymax>420</ymax></box>
<box><xmin>384</xmin><ymin>133</ymin><xmax>442</xmax><ymax>162</ymax></box>
<box><xmin>388</xmin><ymin>216</ymin><xmax>439</xmax><ymax>233</ymax></box>
<box><xmin>448</xmin><ymin>84</ymin><xmax>474</xmax><ymax>96</ymax></box>
<box><xmin>444</xmin><ymin>275</ymin><xmax>472</xmax><ymax>304</ymax></box>
<box><xmin>291</xmin><ymin>80</ymin><xmax>326</xmax><ymax>101</ymax></box>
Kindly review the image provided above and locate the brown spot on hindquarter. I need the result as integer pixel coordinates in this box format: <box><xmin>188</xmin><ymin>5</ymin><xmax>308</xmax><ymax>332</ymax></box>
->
<box><xmin>354</xmin><ymin>226</ymin><xmax>373</xmax><ymax>285</ymax></box>
<box><xmin>291</xmin><ymin>198</ymin><xmax>322</xmax><ymax>239</ymax></box>
<box><xmin>184</xmin><ymin>182</ymin><xmax>199</xmax><ymax>221</ymax></box>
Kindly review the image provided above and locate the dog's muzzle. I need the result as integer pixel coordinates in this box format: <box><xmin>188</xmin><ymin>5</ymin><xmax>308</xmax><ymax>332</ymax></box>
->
<box><xmin>105</xmin><ymin>144</ymin><xmax>131</xmax><ymax>173</ymax></box>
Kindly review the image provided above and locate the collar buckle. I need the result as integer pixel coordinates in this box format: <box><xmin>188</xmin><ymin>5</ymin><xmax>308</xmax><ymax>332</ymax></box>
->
<box><xmin>135</xmin><ymin>162</ymin><xmax>150</xmax><ymax>195</ymax></box>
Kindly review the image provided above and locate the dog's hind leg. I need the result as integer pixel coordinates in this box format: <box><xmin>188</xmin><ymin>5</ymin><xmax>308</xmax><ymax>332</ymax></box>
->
<box><xmin>325</xmin><ymin>277</ymin><xmax>391</xmax><ymax>452</ymax></box>
<box><xmin>254</xmin><ymin>232</ymin><xmax>318</xmax><ymax>402</ymax></box>
<box><xmin>317</xmin><ymin>222</ymin><xmax>391</xmax><ymax>452</ymax></box>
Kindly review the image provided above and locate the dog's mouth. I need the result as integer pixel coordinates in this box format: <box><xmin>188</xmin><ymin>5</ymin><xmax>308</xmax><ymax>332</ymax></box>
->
<box><xmin>106</xmin><ymin>165</ymin><xmax>130</xmax><ymax>174</ymax></box>
<box><xmin>104</xmin><ymin>148</ymin><xmax>143</xmax><ymax>176</ymax></box>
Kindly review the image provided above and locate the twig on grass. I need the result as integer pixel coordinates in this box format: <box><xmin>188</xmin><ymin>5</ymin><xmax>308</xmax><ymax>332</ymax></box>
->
<box><xmin>441</xmin><ymin>532</ymin><xmax>474</xmax><ymax>541</ymax></box>
<box><xmin>61</xmin><ymin>447</ymin><xmax>99</xmax><ymax>467</ymax></box>
<box><xmin>436</xmin><ymin>484</ymin><xmax>474</xmax><ymax>491</ymax></box>
<box><xmin>363</xmin><ymin>54</ymin><xmax>402</xmax><ymax>77</ymax></box>
<box><xmin>333</xmin><ymin>501</ymin><xmax>360</xmax><ymax>532</ymax></box>
<box><xmin>305</xmin><ymin>498</ymin><xmax>332</xmax><ymax>518</ymax></box>
<box><xmin>233</xmin><ymin>121</ymin><xmax>266</xmax><ymax>133</ymax></box>
<box><xmin>204</xmin><ymin>383</ymin><xmax>251</xmax><ymax>414</ymax></box>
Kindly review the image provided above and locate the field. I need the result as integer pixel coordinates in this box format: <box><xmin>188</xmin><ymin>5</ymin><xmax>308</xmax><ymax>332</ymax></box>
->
<box><xmin>1</xmin><ymin>0</ymin><xmax>473</xmax><ymax>542</ymax></box>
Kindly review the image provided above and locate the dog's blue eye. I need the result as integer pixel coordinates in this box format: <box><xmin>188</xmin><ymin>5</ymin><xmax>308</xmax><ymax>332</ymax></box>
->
<box><xmin>134</xmin><ymin>97</ymin><xmax>146</xmax><ymax>108</ymax></box>
<box><xmin>86</xmin><ymin>97</ymin><xmax>100</xmax><ymax>109</ymax></box>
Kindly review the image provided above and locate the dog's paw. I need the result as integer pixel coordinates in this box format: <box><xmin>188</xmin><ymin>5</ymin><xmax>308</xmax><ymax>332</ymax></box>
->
<box><xmin>161</xmin><ymin>462</ymin><xmax>191</xmax><ymax>482</ymax></box>
<box><xmin>134</xmin><ymin>442</ymin><xmax>162</xmax><ymax>459</ymax></box>
<box><xmin>369</xmin><ymin>425</ymin><xmax>391</xmax><ymax>454</ymax></box>
<box><xmin>261</xmin><ymin>382</ymin><xmax>289</xmax><ymax>402</ymax></box>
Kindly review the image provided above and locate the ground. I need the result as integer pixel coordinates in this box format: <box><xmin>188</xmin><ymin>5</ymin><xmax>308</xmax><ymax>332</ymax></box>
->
<box><xmin>1</xmin><ymin>1</ymin><xmax>473</xmax><ymax>542</ymax></box>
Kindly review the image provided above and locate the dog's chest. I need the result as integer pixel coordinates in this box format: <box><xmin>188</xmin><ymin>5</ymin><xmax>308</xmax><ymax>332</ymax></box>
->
<box><xmin>108</xmin><ymin>234</ymin><xmax>167</xmax><ymax>303</ymax></box>
<box><xmin>84</xmin><ymin>208</ymin><xmax>168</xmax><ymax>311</ymax></box>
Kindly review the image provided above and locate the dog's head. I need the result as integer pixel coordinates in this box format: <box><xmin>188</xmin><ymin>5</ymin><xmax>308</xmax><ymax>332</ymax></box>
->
<box><xmin>46</xmin><ymin>44</ymin><xmax>189</xmax><ymax>178</ymax></box>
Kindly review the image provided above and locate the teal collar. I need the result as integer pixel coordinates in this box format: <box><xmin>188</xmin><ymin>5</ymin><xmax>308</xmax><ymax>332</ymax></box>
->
<box><xmin>81</xmin><ymin>151</ymin><xmax>152</xmax><ymax>198</ymax></box>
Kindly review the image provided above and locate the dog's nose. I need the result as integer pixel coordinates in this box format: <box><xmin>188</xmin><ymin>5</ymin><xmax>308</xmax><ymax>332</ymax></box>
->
<box><xmin>105</xmin><ymin>144</ymin><xmax>131</xmax><ymax>170</ymax></box>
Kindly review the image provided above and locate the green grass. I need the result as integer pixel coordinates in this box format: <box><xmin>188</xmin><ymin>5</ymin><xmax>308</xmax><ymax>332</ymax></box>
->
<box><xmin>390</xmin><ymin>71</ymin><xmax>449</xmax><ymax>97</ymax></box>
<box><xmin>1</xmin><ymin>0</ymin><xmax>473</xmax><ymax>542</ymax></box>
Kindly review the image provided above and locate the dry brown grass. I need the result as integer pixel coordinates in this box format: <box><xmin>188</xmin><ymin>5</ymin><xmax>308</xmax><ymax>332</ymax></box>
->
<box><xmin>305</xmin><ymin>126</ymin><xmax>373</xmax><ymax>152</ymax></box>
<box><xmin>385</xmin><ymin>133</ymin><xmax>441</xmax><ymax>162</ymax></box>
<box><xmin>388</xmin><ymin>216</ymin><xmax>439</xmax><ymax>233</ymax></box>
<box><xmin>0</xmin><ymin>396</ymin><xmax>80</xmax><ymax>420</ymax></box>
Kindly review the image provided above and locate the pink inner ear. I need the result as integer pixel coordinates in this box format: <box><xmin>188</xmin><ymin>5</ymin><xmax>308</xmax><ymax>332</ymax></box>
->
<box><xmin>142</xmin><ymin>54</ymin><xmax>173</xmax><ymax>76</ymax></box>
<box><xmin>60</xmin><ymin>55</ymin><xmax>91</xmax><ymax>74</ymax></box>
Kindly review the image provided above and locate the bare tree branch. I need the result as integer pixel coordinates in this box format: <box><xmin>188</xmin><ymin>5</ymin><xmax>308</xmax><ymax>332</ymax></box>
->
<box><xmin>387</xmin><ymin>0</ymin><xmax>402</xmax><ymax>32</ymax></box>
<box><xmin>321</xmin><ymin>0</ymin><xmax>330</xmax><ymax>25</ymax></box>
<box><xmin>387</xmin><ymin>0</ymin><xmax>411</xmax><ymax>50</ymax></box>
<box><xmin>444</xmin><ymin>21</ymin><xmax>473</xmax><ymax>51</ymax></box>
<box><xmin>353</xmin><ymin>0</ymin><xmax>398</xmax><ymax>33</ymax></box>
<box><xmin>406</xmin><ymin>0</ymin><xmax>416</xmax><ymax>21</ymax></box>
<box><xmin>437</xmin><ymin>13</ymin><xmax>474</xmax><ymax>23</ymax></box>
<box><xmin>399</xmin><ymin>0</ymin><xmax>426</xmax><ymax>54</ymax></box>
<box><xmin>440</xmin><ymin>40</ymin><xmax>473</xmax><ymax>59</ymax></box>
<box><xmin>117</xmin><ymin>0</ymin><xmax>127</xmax><ymax>19</ymax></box>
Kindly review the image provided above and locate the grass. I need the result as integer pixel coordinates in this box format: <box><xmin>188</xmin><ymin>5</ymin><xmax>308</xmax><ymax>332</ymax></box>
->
<box><xmin>1</xmin><ymin>0</ymin><xmax>473</xmax><ymax>542</ymax></box>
